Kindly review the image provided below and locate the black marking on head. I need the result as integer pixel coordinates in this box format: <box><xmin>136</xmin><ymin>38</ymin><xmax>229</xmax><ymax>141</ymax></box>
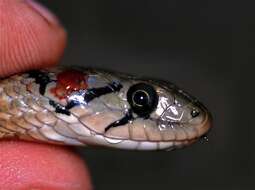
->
<box><xmin>47</xmin><ymin>81</ymin><xmax>122</xmax><ymax>116</ymax></box>
<box><xmin>84</xmin><ymin>81</ymin><xmax>123</xmax><ymax>103</ymax></box>
<box><xmin>28</xmin><ymin>70</ymin><xmax>52</xmax><ymax>95</ymax></box>
<box><xmin>65</xmin><ymin>100</ymin><xmax>81</xmax><ymax>110</ymax></box>
<box><xmin>49</xmin><ymin>100</ymin><xmax>71</xmax><ymax>115</ymax></box>
<box><xmin>105</xmin><ymin>110</ymin><xmax>133</xmax><ymax>132</ymax></box>
<box><xmin>127</xmin><ymin>83</ymin><xmax>158</xmax><ymax>118</ymax></box>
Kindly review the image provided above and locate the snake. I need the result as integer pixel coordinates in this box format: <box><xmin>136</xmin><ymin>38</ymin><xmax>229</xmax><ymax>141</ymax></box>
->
<box><xmin>0</xmin><ymin>66</ymin><xmax>212</xmax><ymax>151</ymax></box>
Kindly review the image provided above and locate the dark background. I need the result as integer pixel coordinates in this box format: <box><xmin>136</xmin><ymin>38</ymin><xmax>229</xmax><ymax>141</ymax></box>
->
<box><xmin>39</xmin><ymin>1</ymin><xmax>253</xmax><ymax>189</ymax></box>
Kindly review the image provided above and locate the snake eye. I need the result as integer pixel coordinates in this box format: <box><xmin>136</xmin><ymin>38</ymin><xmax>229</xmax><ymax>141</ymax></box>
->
<box><xmin>191</xmin><ymin>109</ymin><xmax>200</xmax><ymax>118</ymax></box>
<box><xmin>127</xmin><ymin>83</ymin><xmax>158</xmax><ymax>117</ymax></box>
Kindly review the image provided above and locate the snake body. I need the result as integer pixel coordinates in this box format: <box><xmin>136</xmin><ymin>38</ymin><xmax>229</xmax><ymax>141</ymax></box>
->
<box><xmin>0</xmin><ymin>67</ymin><xmax>212</xmax><ymax>150</ymax></box>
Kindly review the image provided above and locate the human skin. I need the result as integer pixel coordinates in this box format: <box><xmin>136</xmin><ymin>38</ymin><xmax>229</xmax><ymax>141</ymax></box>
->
<box><xmin>0</xmin><ymin>0</ymin><xmax>92</xmax><ymax>189</ymax></box>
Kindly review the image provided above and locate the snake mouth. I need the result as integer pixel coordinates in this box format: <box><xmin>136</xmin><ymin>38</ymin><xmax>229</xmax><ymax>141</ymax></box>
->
<box><xmin>105</xmin><ymin>104</ymin><xmax>211</xmax><ymax>138</ymax></box>
<box><xmin>81</xmin><ymin>110</ymin><xmax>212</xmax><ymax>151</ymax></box>
<box><xmin>157</xmin><ymin>112</ymin><xmax>212</xmax><ymax>150</ymax></box>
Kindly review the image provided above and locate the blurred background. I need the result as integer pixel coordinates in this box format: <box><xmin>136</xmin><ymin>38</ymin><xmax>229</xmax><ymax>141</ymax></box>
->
<box><xmin>39</xmin><ymin>1</ymin><xmax>253</xmax><ymax>189</ymax></box>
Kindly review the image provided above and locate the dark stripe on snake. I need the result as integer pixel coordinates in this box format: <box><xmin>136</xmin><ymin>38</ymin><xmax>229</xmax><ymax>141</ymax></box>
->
<box><xmin>49</xmin><ymin>100</ymin><xmax>71</xmax><ymax>115</ymax></box>
<box><xmin>48</xmin><ymin>81</ymin><xmax>123</xmax><ymax>116</ymax></box>
<box><xmin>84</xmin><ymin>81</ymin><xmax>123</xmax><ymax>103</ymax></box>
<box><xmin>105</xmin><ymin>110</ymin><xmax>133</xmax><ymax>132</ymax></box>
<box><xmin>28</xmin><ymin>70</ymin><xmax>53</xmax><ymax>95</ymax></box>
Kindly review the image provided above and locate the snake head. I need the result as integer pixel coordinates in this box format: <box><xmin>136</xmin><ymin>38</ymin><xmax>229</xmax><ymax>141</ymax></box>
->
<box><xmin>91</xmin><ymin>76</ymin><xmax>212</xmax><ymax>151</ymax></box>
<box><xmin>150</xmin><ymin>81</ymin><xmax>212</xmax><ymax>149</ymax></box>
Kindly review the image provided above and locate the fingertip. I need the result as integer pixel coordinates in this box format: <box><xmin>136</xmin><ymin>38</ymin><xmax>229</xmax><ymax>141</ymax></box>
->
<box><xmin>0</xmin><ymin>140</ymin><xmax>93</xmax><ymax>190</ymax></box>
<box><xmin>0</xmin><ymin>0</ymin><xmax>67</xmax><ymax>76</ymax></box>
<box><xmin>25</xmin><ymin>0</ymin><xmax>61</xmax><ymax>26</ymax></box>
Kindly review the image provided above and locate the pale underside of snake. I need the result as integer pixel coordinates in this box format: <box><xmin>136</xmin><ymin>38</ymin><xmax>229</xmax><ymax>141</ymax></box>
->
<box><xmin>0</xmin><ymin>66</ymin><xmax>212</xmax><ymax>151</ymax></box>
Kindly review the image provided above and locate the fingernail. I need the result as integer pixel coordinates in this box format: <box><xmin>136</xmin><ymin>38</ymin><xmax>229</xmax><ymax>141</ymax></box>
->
<box><xmin>25</xmin><ymin>0</ymin><xmax>60</xmax><ymax>25</ymax></box>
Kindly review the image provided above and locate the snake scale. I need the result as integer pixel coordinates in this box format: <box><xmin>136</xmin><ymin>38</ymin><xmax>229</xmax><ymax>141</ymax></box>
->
<box><xmin>0</xmin><ymin>67</ymin><xmax>212</xmax><ymax>151</ymax></box>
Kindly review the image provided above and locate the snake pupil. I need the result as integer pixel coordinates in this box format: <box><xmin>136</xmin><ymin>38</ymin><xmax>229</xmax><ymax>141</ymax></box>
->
<box><xmin>127</xmin><ymin>83</ymin><xmax>158</xmax><ymax>118</ymax></box>
<box><xmin>132</xmin><ymin>90</ymin><xmax>149</xmax><ymax>107</ymax></box>
<box><xmin>191</xmin><ymin>109</ymin><xmax>200</xmax><ymax>118</ymax></box>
